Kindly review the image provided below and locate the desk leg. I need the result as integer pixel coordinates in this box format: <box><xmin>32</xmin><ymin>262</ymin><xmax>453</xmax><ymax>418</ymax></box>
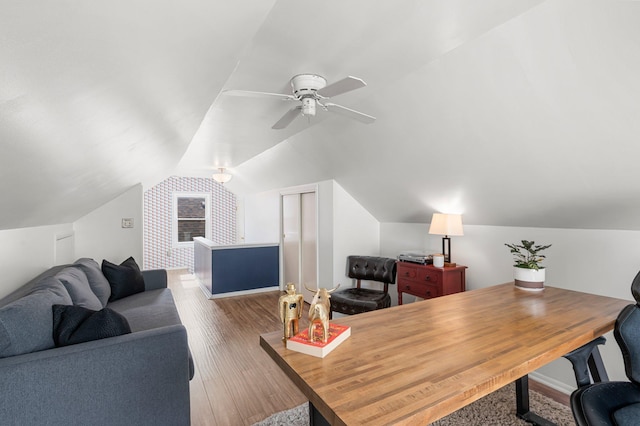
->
<box><xmin>516</xmin><ymin>376</ymin><xmax>557</xmax><ymax>426</ymax></box>
<box><xmin>587</xmin><ymin>346</ymin><xmax>609</xmax><ymax>383</ymax></box>
<box><xmin>309</xmin><ymin>402</ymin><xmax>330</xmax><ymax>426</ymax></box>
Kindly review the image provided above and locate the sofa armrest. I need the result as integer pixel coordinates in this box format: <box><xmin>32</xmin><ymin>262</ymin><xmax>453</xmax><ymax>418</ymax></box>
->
<box><xmin>0</xmin><ymin>325</ymin><xmax>190</xmax><ymax>426</ymax></box>
<box><xmin>142</xmin><ymin>269</ymin><xmax>168</xmax><ymax>290</ymax></box>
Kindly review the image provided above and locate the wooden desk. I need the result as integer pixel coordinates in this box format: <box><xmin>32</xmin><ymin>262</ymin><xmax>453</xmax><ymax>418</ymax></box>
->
<box><xmin>260</xmin><ymin>283</ymin><xmax>630</xmax><ymax>425</ymax></box>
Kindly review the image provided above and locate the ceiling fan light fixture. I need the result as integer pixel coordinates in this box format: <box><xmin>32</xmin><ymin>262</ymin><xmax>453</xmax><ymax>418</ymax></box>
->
<box><xmin>212</xmin><ymin>167</ymin><xmax>232</xmax><ymax>184</ymax></box>
<box><xmin>301</xmin><ymin>97</ymin><xmax>316</xmax><ymax>116</ymax></box>
<box><xmin>224</xmin><ymin>74</ymin><xmax>375</xmax><ymax>129</ymax></box>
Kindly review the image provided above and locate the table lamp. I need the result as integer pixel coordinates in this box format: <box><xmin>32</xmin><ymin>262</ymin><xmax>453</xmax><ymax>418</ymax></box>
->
<box><xmin>428</xmin><ymin>213</ymin><xmax>464</xmax><ymax>264</ymax></box>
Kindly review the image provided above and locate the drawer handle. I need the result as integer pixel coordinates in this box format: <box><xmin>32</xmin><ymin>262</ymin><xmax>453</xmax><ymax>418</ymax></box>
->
<box><xmin>404</xmin><ymin>285</ymin><xmax>410</xmax><ymax>290</ymax></box>
<box><xmin>425</xmin><ymin>276</ymin><xmax>431</xmax><ymax>281</ymax></box>
<box><xmin>426</xmin><ymin>290</ymin><xmax>431</xmax><ymax>296</ymax></box>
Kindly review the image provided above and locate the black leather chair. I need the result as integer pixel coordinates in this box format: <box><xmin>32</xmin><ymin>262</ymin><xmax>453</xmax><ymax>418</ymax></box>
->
<box><xmin>570</xmin><ymin>270</ymin><xmax>640</xmax><ymax>426</ymax></box>
<box><xmin>330</xmin><ymin>256</ymin><xmax>397</xmax><ymax>317</ymax></box>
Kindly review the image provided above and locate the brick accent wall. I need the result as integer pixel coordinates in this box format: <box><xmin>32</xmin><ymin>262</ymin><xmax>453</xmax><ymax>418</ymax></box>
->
<box><xmin>143</xmin><ymin>176</ymin><xmax>236</xmax><ymax>272</ymax></box>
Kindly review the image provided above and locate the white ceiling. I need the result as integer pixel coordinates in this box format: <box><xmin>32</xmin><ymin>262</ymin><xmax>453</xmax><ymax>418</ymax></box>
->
<box><xmin>3</xmin><ymin>0</ymin><xmax>640</xmax><ymax>231</ymax></box>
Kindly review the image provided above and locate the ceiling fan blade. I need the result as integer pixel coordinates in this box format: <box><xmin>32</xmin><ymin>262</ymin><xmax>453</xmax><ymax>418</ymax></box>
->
<box><xmin>272</xmin><ymin>106</ymin><xmax>302</xmax><ymax>129</ymax></box>
<box><xmin>222</xmin><ymin>89</ymin><xmax>295</xmax><ymax>101</ymax></box>
<box><xmin>316</xmin><ymin>76</ymin><xmax>367</xmax><ymax>98</ymax></box>
<box><xmin>324</xmin><ymin>103</ymin><xmax>376</xmax><ymax>124</ymax></box>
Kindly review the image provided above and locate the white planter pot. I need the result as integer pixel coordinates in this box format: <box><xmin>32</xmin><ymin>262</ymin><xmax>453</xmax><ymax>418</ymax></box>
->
<box><xmin>514</xmin><ymin>267</ymin><xmax>545</xmax><ymax>291</ymax></box>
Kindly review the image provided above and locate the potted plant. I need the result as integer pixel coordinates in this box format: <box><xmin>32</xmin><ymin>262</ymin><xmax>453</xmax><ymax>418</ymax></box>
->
<box><xmin>505</xmin><ymin>240</ymin><xmax>552</xmax><ymax>291</ymax></box>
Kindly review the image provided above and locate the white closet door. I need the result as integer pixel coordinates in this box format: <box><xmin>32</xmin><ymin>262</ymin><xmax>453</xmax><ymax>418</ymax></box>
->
<box><xmin>281</xmin><ymin>190</ymin><xmax>318</xmax><ymax>303</ymax></box>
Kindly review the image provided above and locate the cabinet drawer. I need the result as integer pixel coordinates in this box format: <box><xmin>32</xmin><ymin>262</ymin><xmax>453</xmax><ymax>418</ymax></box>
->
<box><xmin>399</xmin><ymin>280</ymin><xmax>441</xmax><ymax>299</ymax></box>
<box><xmin>398</xmin><ymin>264</ymin><xmax>418</xmax><ymax>279</ymax></box>
<box><xmin>417</xmin><ymin>269</ymin><xmax>440</xmax><ymax>285</ymax></box>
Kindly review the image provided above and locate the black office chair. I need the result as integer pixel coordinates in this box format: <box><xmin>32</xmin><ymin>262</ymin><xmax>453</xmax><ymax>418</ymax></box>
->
<box><xmin>330</xmin><ymin>256</ymin><xmax>397</xmax><ymax>317</ymax></box>
<box><xmin>570</xmin><ymin>270</ymin><xmax>640</xmax><ymax>426</ymax></box>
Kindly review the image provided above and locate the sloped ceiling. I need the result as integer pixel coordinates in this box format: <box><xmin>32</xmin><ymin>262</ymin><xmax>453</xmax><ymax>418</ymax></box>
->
<box><xmin>0</xmin><ymin>0</ymin><xmax>275</xmax><ymax>230</ymax></box>
<box><xmin>3</xmin><ymin>0</ymin><xmax>640</xmax><ymax>231</ymax></box>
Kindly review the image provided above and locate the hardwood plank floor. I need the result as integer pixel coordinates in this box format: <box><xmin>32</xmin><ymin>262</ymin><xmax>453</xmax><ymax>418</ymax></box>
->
<box><xmin>168</xmin><ymin>269</ymin><xmax>569</xmax><ymax>425</ymax></box>
<box><xmin>168</xmin><ymin>269</ymin><xmax>307</xmax><ymax>426</ymax></box>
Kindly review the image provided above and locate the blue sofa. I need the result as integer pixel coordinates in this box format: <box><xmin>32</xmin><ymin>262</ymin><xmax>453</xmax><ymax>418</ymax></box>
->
<box><xmin>0</xmin><ymin>258</ymin><xmax>193</xmax><ymax>426</ymax></box>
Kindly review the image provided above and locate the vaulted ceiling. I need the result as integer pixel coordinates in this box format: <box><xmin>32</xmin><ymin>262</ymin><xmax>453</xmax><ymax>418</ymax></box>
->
<box><xmin>3</xmin><ymin>0</ymin><xmax>640</xmax><ymax>231</ymax></box>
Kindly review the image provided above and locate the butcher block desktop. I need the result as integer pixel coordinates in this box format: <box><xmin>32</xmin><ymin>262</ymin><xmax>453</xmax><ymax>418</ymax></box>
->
<box><xmin>260</xmin><ymin>283</ymin><xmax>630</xmax><ymax>425</ymax></box>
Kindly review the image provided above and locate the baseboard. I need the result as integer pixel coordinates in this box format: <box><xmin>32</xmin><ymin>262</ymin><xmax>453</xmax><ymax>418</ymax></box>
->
<box><xmin>529</xmin><ymin>371</ymin><xmax>574</xmax><ymax>395</ymax></box>
<box><xmin>199</xmin><ymin>283</ymin><xmax>280</xmax><ymax>299</ymax></box>
<box><xmin>529</xmin><ymin>372</ymin><xmax>572</xmax><ymax>406</ymax></box>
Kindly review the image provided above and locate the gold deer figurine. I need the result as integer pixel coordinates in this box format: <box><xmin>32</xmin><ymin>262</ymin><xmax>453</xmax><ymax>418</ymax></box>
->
<box><xmin>304</xmin><ymin>284</ymin><xmax>340</xmax><ymax>343</ymax></box>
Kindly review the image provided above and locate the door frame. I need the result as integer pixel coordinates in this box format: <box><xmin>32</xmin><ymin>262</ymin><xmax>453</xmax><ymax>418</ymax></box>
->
<box><xmin>280</xmin><ymin>183</ymin><xmax>319</xmax><ymax>302</ymax></box>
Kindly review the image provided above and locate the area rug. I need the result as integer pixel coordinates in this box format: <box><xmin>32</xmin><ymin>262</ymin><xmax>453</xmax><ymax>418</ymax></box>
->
<box><xmin>252</xmin><ymin>383</ymin><xmax>574</xmax><ymax>425</ymax></box>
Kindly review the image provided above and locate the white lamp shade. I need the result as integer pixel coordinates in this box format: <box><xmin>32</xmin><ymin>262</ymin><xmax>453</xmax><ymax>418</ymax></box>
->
<box><xmin>428</xmin><ymin>213</ymin><xmax>464</xmax><ymax>236</ymax></box>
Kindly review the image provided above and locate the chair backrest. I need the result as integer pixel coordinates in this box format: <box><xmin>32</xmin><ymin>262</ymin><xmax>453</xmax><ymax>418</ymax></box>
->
<box><xmin>615</xmin><ymin>269</ymin><xmax>640</xmax><ymax>385</ymax></box>
<box><xmin>347</xmin><ymin>256</ymin><xmax>397</xmax><ymax>285</ymax></box>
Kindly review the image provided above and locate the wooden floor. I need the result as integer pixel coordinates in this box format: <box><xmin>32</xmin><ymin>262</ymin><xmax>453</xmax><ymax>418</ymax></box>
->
<box><xmin>168</xmin><ymin>269</ymin><xmax>308</xmax><ymax>426</ymax></box>
<box><xmin>168</xmin><ymin>270</ymin><xmax>568</xmax><ymax>426</ymax></box>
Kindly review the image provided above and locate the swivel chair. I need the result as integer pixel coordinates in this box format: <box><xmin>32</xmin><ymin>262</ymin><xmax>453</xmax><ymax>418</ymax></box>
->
<box><xmin>570</xmin><ymin>270</ymin><xmax>640</xmax><ymax>426</ymax></box>
<box><xmin>330</xmin><ymin>256</ymin><xmax>397</xmax><ymax>317</ymax></box>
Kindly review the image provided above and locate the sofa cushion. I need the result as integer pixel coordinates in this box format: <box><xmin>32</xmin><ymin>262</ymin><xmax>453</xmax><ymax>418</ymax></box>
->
<box><xmin>0</xmin><ymin>277</ymin><xmax>72</xmax><ymax>358</ymax></box>
<box><xmin>73</xmin><ymin>258</ymin><xmax>111</xmax><ymax>307</ymax></box>
<box><xmin>107</xmin><ymin>288</ymin><xmax>181</xmax><ymax>332</ymax></box>
<box><xmin>102</xmin><ymin>257</ymin><xmax>145</xmax><ymax>302</ymax></box>
<box><xmin>56</xmin><ymin>267</ymin><xmax>102</xmax><ymax>311</ymax></box>
<box><xmin>0</xmin><ymin>265</ymin><xmax>69</xmax><ymax>309</ymax></box>
<box><xmin>52</xmin><ymin>304</ymin><xmax>131</xmax><ymax>347</ymax></box>
<box><xmin>107</xmin><ymin>288</ymin><xmax>195</xmax><ymax>379</ymax></box>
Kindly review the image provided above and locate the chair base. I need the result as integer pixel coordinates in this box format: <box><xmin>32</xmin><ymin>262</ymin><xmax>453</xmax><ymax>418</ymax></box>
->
<box><xmin>330</xmin><ymin>288</ymin><xmax>391</xmax><ymax>316</ymax></box>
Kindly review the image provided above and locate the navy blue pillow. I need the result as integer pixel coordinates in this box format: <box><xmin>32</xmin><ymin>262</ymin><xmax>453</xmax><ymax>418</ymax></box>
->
<box><xmin>52</xmin><ymin>304</ymin><xmax>131</xmax><ymax>347</ymax></box>
<box><xmin>102</xmin><ymin>257</ymin><xmax>145</xmax><ymax>302</ymax></box>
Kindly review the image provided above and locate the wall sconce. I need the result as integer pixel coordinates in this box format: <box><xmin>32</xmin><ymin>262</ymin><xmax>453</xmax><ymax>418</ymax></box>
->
<box><xmin>212</xmin><ymin>168</ymin><xmax>232</xmax><ymax>184</ymax></box>
<box><xmin>428</xmin><ymin>213</ymin><xmax>464</xmax><ymax>264</ymax></box>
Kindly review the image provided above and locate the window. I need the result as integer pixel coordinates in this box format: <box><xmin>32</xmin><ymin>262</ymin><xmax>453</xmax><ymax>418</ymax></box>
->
<box><xmin>173</xmin><ymin>192</ymin><xmax>211</xmax><ymax>247</ymax></box>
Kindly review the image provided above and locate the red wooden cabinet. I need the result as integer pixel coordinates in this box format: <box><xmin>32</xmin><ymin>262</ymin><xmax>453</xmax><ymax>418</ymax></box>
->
<box><xmin>396</xmin><ymin>262</ymin><xmax>466</xmax><ymax>305</ymax></box>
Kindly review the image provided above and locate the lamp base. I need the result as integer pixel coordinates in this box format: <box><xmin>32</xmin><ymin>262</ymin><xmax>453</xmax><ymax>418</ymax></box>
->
<box><xmin>442</xmin><ymin>236</ymin><xmax>451</xmax><ymax>263</ymax></box>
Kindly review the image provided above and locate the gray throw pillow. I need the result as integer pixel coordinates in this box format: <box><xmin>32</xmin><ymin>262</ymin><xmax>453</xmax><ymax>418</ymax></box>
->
<box><xmin>74</xmin><ymin>258</ymin><xmax>111</xmax><ymax>307</ymax></box>
<box><xmin>56</xmin><ymin>267</ymin><xmax>102</xmax><ymax>311</ymax></box>
<box><xmin>0</xmin><ymin>277</ymin><xmax>72</xmax><ymax>358</ymax></box>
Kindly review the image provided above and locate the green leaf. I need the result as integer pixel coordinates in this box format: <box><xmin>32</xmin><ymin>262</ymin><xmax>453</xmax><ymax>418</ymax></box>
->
<box><xmin>505</xmin><ymin>240</ymin><xmax>551</xmax><ymax>269</ymax></box>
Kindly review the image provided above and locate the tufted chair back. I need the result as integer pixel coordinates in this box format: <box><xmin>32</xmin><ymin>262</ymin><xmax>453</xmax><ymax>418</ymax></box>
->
<box><xmin>615</xmin><ymin>270</ymin><xmax>640</xmax><ymax>385</ymax></box>
<box><xmin>570</xmin><ymin>268</ymin><xmax>640</xmax><ymax>426</ymax></box>
<box><xmin>330</xmin><ymin>256</ymin><xmax>397</xmax><ymax>317</ymax></box>
<box><xmin>347</xmin><ymin>256</ymin><xmax>397</xmax><ymax>293</ymax></box>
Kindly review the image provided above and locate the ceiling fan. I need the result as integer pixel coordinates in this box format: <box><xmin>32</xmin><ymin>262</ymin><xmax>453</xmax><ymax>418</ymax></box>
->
<box><xmin>222</xmin><ymin>74</ymin><xmax>376</xmax><ymax>129</ymax></box>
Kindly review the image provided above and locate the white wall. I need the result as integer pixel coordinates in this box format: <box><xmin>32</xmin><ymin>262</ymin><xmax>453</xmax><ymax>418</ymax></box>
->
<box><xmin>316</xmin><ymin>181</ymin><xmax>334</xmax><ymax>289</ymax></box>
<box><xmin>241</xmin><ymin>180</ymin><xmax>381</xmax><ymax>291</ymax></box>
<box><xmin>0</xmin><ymin>223</ymin><xmax>74</xmax><ymax>299</ymax></box>
<box><xmin>241</xmin><ymin>189</ymin><xmax>280</xmax><ymax>244</ymax></box>
<box><xmin>332</xmin><ymin>181</ymin><xmax>380</xmax><ymax>289</ymax></box>
<box><xmin>381</xmin><ymin>222</ymin><xmax>639</xmax><ymax>392</ymax></box>
<box><xmin>0</xmin><ymin>185</ymin><xmax>143</xmax><ymax>300</ymax></box>
<box><xmin>74</xmin><ymin>184</ymin><xmax>143</xmax><ymax>265</ymax></box>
